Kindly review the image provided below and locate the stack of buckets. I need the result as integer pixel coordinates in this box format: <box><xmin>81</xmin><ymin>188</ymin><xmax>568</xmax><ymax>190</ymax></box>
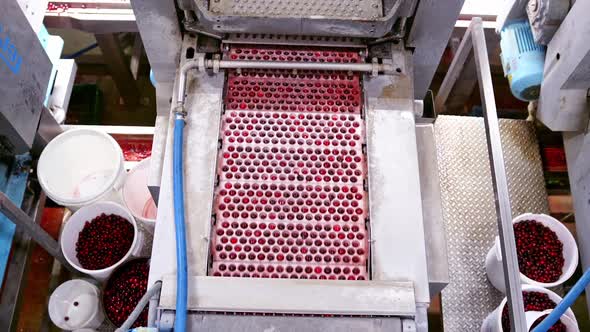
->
<box><xmin>38</xmin><ymin>129</ymin><xmax>157</xmax><ymax>330</ymax></box>
<box><xmin>482</xmin><ymin>213</ymin><xmax>580</xmax><ymax>332</ymax></box>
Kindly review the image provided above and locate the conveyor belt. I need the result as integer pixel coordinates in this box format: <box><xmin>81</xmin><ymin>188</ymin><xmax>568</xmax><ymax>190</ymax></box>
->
<box><xmin>210</xmin><ymin>45</ymin><xmax>370</xmax><ymax>280</ymax></box>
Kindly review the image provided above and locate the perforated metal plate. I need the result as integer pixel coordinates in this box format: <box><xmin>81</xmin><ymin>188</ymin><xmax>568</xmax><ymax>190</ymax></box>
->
<box><xmin>435</xmin><ymin>116</ymin><xmax>549</xmax><ymax>331</ymax></box>
<box><xmin>210</xmin><ymin>46</ymin><xmax>369</xmax><ymax>281</ymax></box>
<box><xmin>209</xmin><ymin>0</ymin><xmax>383</xmax><ymax>20</ymax></box>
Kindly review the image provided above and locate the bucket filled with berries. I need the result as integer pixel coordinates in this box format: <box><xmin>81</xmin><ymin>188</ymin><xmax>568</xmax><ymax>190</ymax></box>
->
<box><xmin>481</xmin><ymin>285</ymin><xmax>578</xmax><ymax>332</ymax></box>
<box><xmin>485</xmin><ymin>213</ymin><xmax>578</xmax><ymax>293</ymax></box>
<box><xmin>61</xmin><ymin>201</ymin><xmax>145</xmax><ymax>281</ymax></box>
<box><xmin>102</xmin><ymin>258</ymin><xmax>150</xmax><ymax>328</ymax></box>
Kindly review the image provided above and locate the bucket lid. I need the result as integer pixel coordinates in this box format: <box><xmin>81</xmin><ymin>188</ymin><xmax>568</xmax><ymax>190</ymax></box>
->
<box><xmin>48</xmin><ymin>280</ymin><xmax>100</xmax><ymax>330</ymax></box>
<box><xmin>38</xmin><ymin>129</ymin><xmax>123</xmax><ymax>205</ymax></box>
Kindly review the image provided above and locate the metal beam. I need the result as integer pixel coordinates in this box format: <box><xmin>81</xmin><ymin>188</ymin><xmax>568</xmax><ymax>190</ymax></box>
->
<box><xmin>0</xmin><ymin>192</ymin><xmax>71</xmax><ymax>270</ymax></box>
<box><xmin>408</xmin><ymin>0</ymin><xmax>465</xmax><ymax>99</ymax></box>
<box><xmin>44</xmin><ymin>9</ymin><xmax>137</xmax><ymax>34</ymax></box>
<box><xmin>129</xmin><ymin>34</ymin><xmax>145</xmax><ymax>80</ymax></box>
<box><xmin>160</xmin><ymin>275</ymin><xmax>416</xmax><ymax>316</ymax></box>
<box><xmin>160</xmin><ymin>312</ymin><xmax>406</xmax><ymax>332</ymax></box>
<box><xmin>0</xmin><ymin>189</ymin><xmax>45</xmax><ymax>330</ymax></box>
<box><xmin>95</xmin><ymin>33</ymin><xmax>140</xmax><ymax>107</ymax></box>
<box><xmin>537</xmin><ymin>0</ymin><xmax>590</xmax><ymax>131</ymax></box>
<box><xmin>434</xmin><ymin>22</ymin><xmax>474</xmax><ymax>113</ymax></box>
<box><xmin>564</xmin><ymin>131</ymin><xmax>590</xmax><ymax>313</ymax></box>
<box><xmin>416</xmin><ymin>123</ymin><xmax>449</xmax><ymax>297</ymax></box>
<box><xmin>471</xmin><ymin>18</ymin><xmax>526</xmax><ymax>332</ymax></box>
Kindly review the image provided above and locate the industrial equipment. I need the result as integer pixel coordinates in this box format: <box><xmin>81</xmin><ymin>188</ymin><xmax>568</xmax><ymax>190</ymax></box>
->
<box><xmin>0</xmin><ymin>2</ymin><xmax>77</xmax><ymax>329</ymax></box>
<box><xmin>134</xmin><ymin>1</ymin><xmax>533</xmax><ymax>331</ymax></box>
<box><xmin>2</xmin><ymin>0</ymin><xmax>589</xmax><ymax>331</ymax></box>
<box><xmin>499</xmin><ymin>20</ymin><xmax>546</xmax><ymax>101</ymax></box>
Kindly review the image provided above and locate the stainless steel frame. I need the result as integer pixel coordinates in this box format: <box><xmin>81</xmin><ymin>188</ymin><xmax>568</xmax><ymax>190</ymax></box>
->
<box><xmin>159</xmin><ymin>276</ymin><xmax>416</xmax><ymax>316</ymax></box>
<box><xmin>435</xmin><ymin>18</ymin><xmax>527</xmax><ymax>332</ymax></box>
<box><xmin>564</xmin><ymin>131</ymin><xmax>590</xmax><ymax>313</ymax></box>
<box><xmin>150</xmin><ymin>36</ymin><xmax>435</xmax><ymax>330</ymax></box>
<box><xmin>536</xmin><ymin>0</ymin><xmax>590</xmax><ymax>132</ymax></box>
<box><xmin>185</xmin><ymin>0</ymin><xmax>403</xmax><ymax>38</ymax></box>
<box><xmin>408</xmin><ymin>0</ymin><xmax>465</xmax><ymax>99</ymax></box>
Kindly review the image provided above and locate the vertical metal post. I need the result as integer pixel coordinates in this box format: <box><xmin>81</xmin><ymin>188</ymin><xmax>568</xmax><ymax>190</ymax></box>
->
<box><xmin>435</xmin><ymin>18</ymin><xmax>527</xmax><ymax>332</ymax></box>
<box><xmin>95</xmin><ymin>33</ymin><xmax>140</xmax><ymax>107</ymax></box>
<box><xmin>471</xmin><ymin>18</ymin><xmax>527</xmax><ymax>332</ymax></box>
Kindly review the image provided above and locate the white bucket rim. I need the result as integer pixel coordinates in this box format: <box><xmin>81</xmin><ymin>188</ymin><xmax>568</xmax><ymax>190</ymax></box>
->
<box><xmin>512</xmin><ymin>213</ymin><xmax>579</xmax><ymax>288</ymax></box>
<box><xmin>494</xmin><ymin>284</ymin><xmax>577</xmax><ymax>331</ymax></box>
<box><xmin>60</xmin><ymin>201</ymin><xmax>139</xmax><ymax>275</ymax></box>
<box><xmin>38</xmin><ymin>129</ymin><xmax>124</xmax><ymax>206</ymax></box>
<box><xmin>122</xmin><ymin>157</ymin><xmax>156</xmax><ymax>224</ymax></box>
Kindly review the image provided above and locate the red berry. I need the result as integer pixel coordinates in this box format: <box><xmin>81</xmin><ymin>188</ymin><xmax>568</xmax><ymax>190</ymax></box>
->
<box><xmin>103</xmin><ymin>259</ymin><xmax>149</xmax><ymax>327</ymax></box>
<box><xmin>75</xmin><ymin>213</ymin><xmax>134</xmax><ymax>270</ymax></box>
<box><xmin>501</xmin><ymin>291</ymin><xmax>566</xmax><ymax>332</ymax></box>
<box><xmin>514</xmin><ymin>220</ymin><xmax>564</xmax><ymax>283</ymax></box>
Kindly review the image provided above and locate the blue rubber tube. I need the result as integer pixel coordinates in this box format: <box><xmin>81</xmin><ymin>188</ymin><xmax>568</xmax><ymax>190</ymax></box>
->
<box><xmin>532</xmin><ymin>268</ymin><xmax>590</xmax><ymax>332</ymax></box>
<box><xmin>173</xmin><ymin>116</ymin><xmax>188</xmax><ymax>331</ymax></box>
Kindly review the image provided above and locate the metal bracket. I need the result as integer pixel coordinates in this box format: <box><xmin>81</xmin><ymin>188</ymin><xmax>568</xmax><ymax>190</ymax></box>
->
<box><xmin>371</xmin><ymin>57</ymin><xmax>379</xmax><ymax>77</ymax></box>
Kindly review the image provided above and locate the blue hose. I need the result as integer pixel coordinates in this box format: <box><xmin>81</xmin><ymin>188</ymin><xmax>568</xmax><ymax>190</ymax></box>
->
<box><xmin>532</xmin><ymin>268</ymin><xmax>590</xmax><ymax>332</ymax></box>
<box><xmin>173</xmin><ymin>116</ymin><xmax>188</xmax><ymax>331</ymax></box>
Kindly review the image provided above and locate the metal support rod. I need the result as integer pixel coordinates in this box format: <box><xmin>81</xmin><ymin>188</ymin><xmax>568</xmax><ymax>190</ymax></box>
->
<box><xmin>177</xmin><ymin>58</ymin><xmax>393</xmax><ymax>107</ymax></box>
<box><xmin>435</xmin><ymin>18</ymin><xmax>526</xmax><ymax>331</ymax></box>
<box><xmin>95</xmin><ymin>33</ymin><xmax>140</xmax><ymax>107</ymax></box>
<box><xmin>0</xmin><ymin>192</ymin><xmax>72</xmax><ymax>270</ymax></box>
<box><xmin>213</xmin><ymin>60</ymin><xmax>390</xmax><ymax>73</ymax></box>
<box><xmin>472</xmin><ymin>18</ymin><xmax>527</xmax><ymax>332</ymax></box>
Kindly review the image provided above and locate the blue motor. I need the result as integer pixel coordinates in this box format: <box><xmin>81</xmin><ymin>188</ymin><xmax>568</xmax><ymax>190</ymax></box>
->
<box><xmin>500</xmin><ymin>20</ymin><xmax>546</xmax><ymax>101</ymax></box>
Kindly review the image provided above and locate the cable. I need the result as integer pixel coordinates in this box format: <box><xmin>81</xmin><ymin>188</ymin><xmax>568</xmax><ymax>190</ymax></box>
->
<box><xmin>532</xmin><ymin>268</ymin><xmax>590</xmax><ymax>332</ymax></box>
<box><xmin>61</xmin><ymin>42</ymin><xmax>98</xmax><ymax>59</ymax></box>
<box><xmin>115</xmin><ymin>281</ymin><xmax>162</xmax><ymax>332</ymax></box>
<box><xmin>173</xmin><ymin>113</ymin><xmax>188</xmax><ymax>332</ymax></box>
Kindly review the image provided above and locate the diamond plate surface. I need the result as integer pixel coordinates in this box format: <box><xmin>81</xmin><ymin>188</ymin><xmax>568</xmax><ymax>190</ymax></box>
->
<box><xmin>435</xmin><ymin>116</ymin><xmax>548</xmax><ymax>331</ymax></box>
<box><xmin>210</xmin><ymin>0</ymin><xmax>383</xmax><ymax>20</ymax></box>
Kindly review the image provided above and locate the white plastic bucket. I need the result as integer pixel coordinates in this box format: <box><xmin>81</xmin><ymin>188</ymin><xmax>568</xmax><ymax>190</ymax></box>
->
<box><xmin>60</xmin><ymin>201</ymin><xmax>145</xmax><ymax>281</ymax></box>
<box><xmin>48</xmin><ymin>279</ymin><xmax>104</xmax><ymax>330</ymax></box>
<box><xmin>485</xmin><ymin>213</ymin><xmax>578</xmax><ymax>293</ymax></box>
<box><xmin>481</xmin><ymin>285</ymin><xmax>579</xmax><ymax>332</ymax></box>
<box><xmin>122</xmin><ymin>157</ymin><xmax>157</xmax><ymax>231</ymax></box>
<box><xmin>38</xmin><ymin>129</ymin><xmax>126</xmax><ymax>211</ymax></box>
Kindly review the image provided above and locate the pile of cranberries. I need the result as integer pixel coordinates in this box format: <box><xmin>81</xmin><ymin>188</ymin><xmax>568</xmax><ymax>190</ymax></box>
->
<box><xmin>514</xmin><ymin>220</ymin><xmax>564</xmax><ymax>283</ymax></box>
<box><xmin>501</xmin><ymin>291</ymin><xmax>566</xmax><ymax>332</ymax></box>
<box><xmin>76</xmin><ymin>213</ymin><xmax>134</xmax><ymax>270</ymax></box>
<box><xmin>103</xmin><ymin>258</ymin><xmax>149</xmax><ymax>327</ymax></box>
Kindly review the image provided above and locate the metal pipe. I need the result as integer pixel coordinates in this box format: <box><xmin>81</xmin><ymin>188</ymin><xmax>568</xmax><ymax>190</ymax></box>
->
<box><xmin>183</xmin><ymin>10</ymin><xmax>194</xmax><ymax>23</ymax></box>
<box><xmin>177</xmin><ymin>58</ymin><xmax>391</xmax><ymax>107</ymax></box>
<box><xmin>116</xmin><ymin>281</ymin><xmax>162</xmax><ymax>332</ymax></box>
<box><xmin>177</xmin><ymin>60</ymin><xmax>202</xmax><ymax>106</ymax></box>
<box><xmin>212</xmin><ymin>60</ymin><xmax>390</xmax><ymax>73</ymax></box>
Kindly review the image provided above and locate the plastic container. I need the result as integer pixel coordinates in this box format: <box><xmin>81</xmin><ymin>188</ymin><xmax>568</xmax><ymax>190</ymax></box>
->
<box><xmin>486</xmin><ymin>213</ymin><xmax>578</xmax><ymax>293</ymax></box>
<box><xmin>123</xmin><ymin>157</ymin><xmax>157</xmax><ymax>231</ymax></box>
<box><xmin>38</xmin><ymin>128</ymin><xmax>125</xmax><ymax>211</ymax></box>
<box><xmin>60</xmin><ymin>202</ymin><xmax>145</xmax><ymax>281</ymax></box>
<box><xmin>102</xmin><ymin>257</ymin><xmax>150</xmax><ymax>327</ymax></box>
<box><xmin>48</xmin><ymin>279</ymin><xmax>104</xmax><ymax>330</ymax></box>
<box><xmin>481</xmin><ymin>285</ymin><xmax>579</xmax><ymax>332</ymax></box>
